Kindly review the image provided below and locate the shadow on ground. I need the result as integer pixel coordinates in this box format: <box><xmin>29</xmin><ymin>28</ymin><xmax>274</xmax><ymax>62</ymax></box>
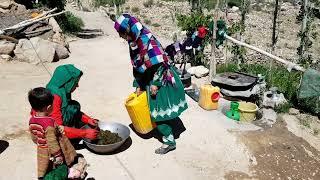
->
<box><xmin>129</xmin><ymin>117</ymin><xmax>186</xmax><ymax>143</ymax></box>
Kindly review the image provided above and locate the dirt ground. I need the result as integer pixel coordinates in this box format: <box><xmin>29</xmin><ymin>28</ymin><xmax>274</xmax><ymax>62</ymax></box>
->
<box><xmin>225</xmin><ymin>119</ymin><xmax>320</xmax><ymax>180</ymax></box>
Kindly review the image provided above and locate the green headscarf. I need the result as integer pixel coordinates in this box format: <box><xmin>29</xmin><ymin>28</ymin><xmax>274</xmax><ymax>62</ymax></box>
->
<box><xmin>46</xmin><ymin>64</ymin><xmax>83</xmax><ymax>126</ymax></box>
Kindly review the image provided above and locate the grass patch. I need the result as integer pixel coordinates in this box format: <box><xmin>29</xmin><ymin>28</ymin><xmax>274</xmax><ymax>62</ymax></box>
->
<box><xmin>57</xmin><ymin>12</ymin><xmax>84</xmax><ymax>34</ymax></box>
<box><xmin>94</xmin><ymin>0</ymin><xmax>126</xmax><ymax>7</ymax></box>
<box><xmin>152</xmin><ymin>23</ymin><xmax>161</xmax><ymax>27</ymax></box>
<box><xmin>131</xmin><ymin>6</ymin><xmax>140</xmax><ymax>13</ymax></box>
<box><xmin>143</xmin><ymin>0</ymin><xmax>154</xmax><ymax>7</ymax></box>
<box><xmin>274</xmin><ymin>103</ymin><xmax>291</xmax><ymax>113</ymax></box>
<box><xmin>300</xmin><ymin>118</ymin><xmax>311</xmax><ymax>128</ymax></box>
<box><xmin>144</xmin><ymin>18</ymin><xmax>151</xmax><ymax>25</ymax></box>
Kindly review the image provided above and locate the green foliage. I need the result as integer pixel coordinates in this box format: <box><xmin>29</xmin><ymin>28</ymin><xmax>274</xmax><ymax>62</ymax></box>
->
<box><xmin>176</xmin><ymin>12</ymin><xmax>212</xmax><ymax>33</ymax></box>
<box><xmin>296</xmin><ymin>0</ymin><xmax>320</xmax><ymax>66</ymax></box>
<box><xmin>143</xmin><ymin>0</ymin><xmax>154</xmax><ymax>7</ymax></box>
<box><xmin>144</xmin><ymin>18</ymin><xmax>151</xmax><ymax>25</ymax></box>
<box><xmin>94</xmin><ymin>0</ymin><xmax>126</xmax><ymax>7</ymax></box>
<box><xmin>37</xmin><ymin>0</ymin><xmax>66</xmax><ymax>11</ymax></box>
<box><xmin>274</xmin><ymin>103</ymin><xmax>291</xmax><ymax>113</ymax></box>
<box><xmin>56</xmin><ymin>12</ymin><xmax>84</xmax><ymax>34</ymax></box>
<box><xmin>131</xmin><ymin>6</ymin><xmax>140</xmax><ymax>13</ymax></box>
<box><xmin>300</xmin><ymin>118</ymin><xmax>311</xmax><ymax>128</ymax></box>
<box><xmin>152</xmin><ymin>23</ymin><xmax>161</xmax><ymax>27</ymax></box>
<box><xmin>227</xmin><ymin>0</ymin><xmax>242</xmax><ymax>8</ymax></box>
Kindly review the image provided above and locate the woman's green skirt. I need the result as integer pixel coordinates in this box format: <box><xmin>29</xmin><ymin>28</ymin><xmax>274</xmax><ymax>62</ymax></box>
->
<box><xmin>147</xmin><ymin>67</ymin><xmax>188</xmax><ymax>122</ymax></box>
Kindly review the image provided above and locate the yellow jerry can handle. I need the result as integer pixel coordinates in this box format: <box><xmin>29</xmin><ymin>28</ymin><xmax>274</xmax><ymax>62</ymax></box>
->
<box><xmin>126</xmin><ymin>92</ymin><xmax>137</xmax><ymax>104</ymax></box>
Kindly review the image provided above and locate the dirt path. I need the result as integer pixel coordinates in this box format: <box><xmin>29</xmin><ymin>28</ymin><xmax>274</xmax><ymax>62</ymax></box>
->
<box><xmin>0</xmin><ymin>7</ymin><xmax>319</xmax><ymax>180</ymax></box>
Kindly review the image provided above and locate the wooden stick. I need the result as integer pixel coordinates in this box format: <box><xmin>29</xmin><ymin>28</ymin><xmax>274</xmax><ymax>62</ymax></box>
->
<box><xmin>209</xmin><ymin>0</ymin><xmax>220</xmax><ymax>81</ymax></box>
<box><xmin>16</xmin><ymin>8</ymin><xmax>58</xmax><ymax>26</ymax></box>
<box><xmin>225</xmin><ymin>35</ymin><xmax>306</xmax><ymax>72</ymax></box>
<box><xmin>3</xmin><ymin>11</ymin><xmax>67</xmax><ymax>32</ymax></box>
<box><xmin>0</xmin><ymin>35</ymin><xmax>19</xmax><ymax>43</ymax></box>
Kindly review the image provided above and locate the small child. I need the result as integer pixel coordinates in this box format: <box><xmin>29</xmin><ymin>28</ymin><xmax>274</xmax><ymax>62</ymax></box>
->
<box><xmin>28</xmin><ymin>87</ymin><xmax>88</xmax><ymax>180</ymax></box>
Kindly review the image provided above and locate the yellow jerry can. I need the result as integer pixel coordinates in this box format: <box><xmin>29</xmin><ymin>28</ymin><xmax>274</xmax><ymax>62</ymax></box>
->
<box><xmin>125</xmin><ymin>92</ymin><xmax>156</xmax><ymax>134</ymax></box>
<box><xmin>198</xmin><ymin>84</ymin><xmax>220</xmax><ymax>110</ymax></box>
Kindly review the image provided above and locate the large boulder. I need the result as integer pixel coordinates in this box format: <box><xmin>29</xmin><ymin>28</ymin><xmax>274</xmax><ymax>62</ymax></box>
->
<box><xmin>0</xmin><ymin>54</ymin><xmax>12</xmax><ymax>61</ymax></box>
<box><xmin>14</xmin><ymin>37</ymin><xmax>56</xmax><ymax>64</ymax></box>
<box><xmin>0</xmin><ymin>40</ymin><xmax>15</xmax><ymax>55</ymax></box>
<box><xmin>53</xmin><ymin>43</ymin><xmax>69</xmax><ymax>60</ymax></box>
<box><xmin>49</xmin><ymin>17</ymin><xmax>62</xmax><ymax>33</ymax></box>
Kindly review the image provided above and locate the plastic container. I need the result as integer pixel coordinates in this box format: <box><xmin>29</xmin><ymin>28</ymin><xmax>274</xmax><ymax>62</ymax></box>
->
<box><xmin>125</xmin><ymin>92</ymin><xmax>155</xmax><ymax>134</ymax></box>
<box><xmin>238</xmin><ymin>102</ymin><xmax>259</xmax><ymax>122</ymax></box>
<box><xmin>198</xmin><ymin>84</ymin><xmax>220</xmax><ymax>110</ymax></box>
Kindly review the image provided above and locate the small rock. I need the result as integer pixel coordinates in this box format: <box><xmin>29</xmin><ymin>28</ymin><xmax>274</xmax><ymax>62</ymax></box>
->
<box><xmin>0</xmin><ymin>0</ymin><xmax>12</xmax><ymax>9</ymax></box>
<box><xmin>0</xmin><ymin>40</ymin><xmax>15</xmax><ymax>55</ymax></box>
<box><xmin>49</xmin><ymin>17</ymin><xmax>62</xmax><ymax>33</ymax></box>
<box><xmin>0</xmin><ymin>7</ymin><xmax>9</xmax><ymax>13</ymax></box>
<box><xmin>230</xmin><ymin>6</ymin><xmax>240</xmax><ymax>13</ymax></box>
<box><xmin>187</xmin><ymin>66</ymin><xmax>209</xmax><ymax>78</ymax></box>
<box><xmin>14</xmin><ymin>37</ymin><xmax>56</xmax><ymax>64</ymax></box>
<box><xmin>289</xmin><ymin>108</ymin><xmax>300</xmax><ymax>115</ymax></box>
<box><xmin>53</xmin><ymin>43</ymin><xmax>69</xmax><ymax>60</ymax></box>
<box><xmin>12</xmin><ymin>2</ymin><xmax>26</xmax><ymax>13</ymax></box>
<box><xmin>0</xmin><ymin>54</ymin><xmax>12</xmax><ymax>61</ymax></box>
<box><xmin>281</xmin><ymin>2</ymin><xmax>292</xmax><ymax>11</ymax></box>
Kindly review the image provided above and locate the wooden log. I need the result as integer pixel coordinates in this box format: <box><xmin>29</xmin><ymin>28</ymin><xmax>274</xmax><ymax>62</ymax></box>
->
<box><xmin>1</xmin><ymin>11</ymin><xmax>67</xmax><ymax>33</ymax></box>
<box><xmin>16</xmin><ymin>8</ymin><xmax>58</xmax><ymax>27</ymax></box>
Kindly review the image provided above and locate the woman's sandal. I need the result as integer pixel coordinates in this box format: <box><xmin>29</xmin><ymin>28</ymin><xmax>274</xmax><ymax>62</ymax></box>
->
<box><xmin>155</xmin><ymin>144</ymin><xmax>176</xmax><ymax>155</ymax></box>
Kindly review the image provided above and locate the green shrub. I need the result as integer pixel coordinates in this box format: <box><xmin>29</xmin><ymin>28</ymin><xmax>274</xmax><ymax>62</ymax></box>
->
<box><xmin>131</xmin><ymin>6</ymin><xmax>140</xmax><ymax>13</ymax></box>
<box><xmin>143</xmin><ymin>0</ymin><xmax>154</xmax><ymax>7</ymax></box>
<box><xmin>144</xmin><ymin>19</ymin><xmax>151</xmax><ymax>25</ymax></box>
<box><xmin>274</xmin><ymin>103</ymin><xmax>291</xmax><ymax>113</ymax></box>
<box><xmin>227</xmin><ymin>0</ymin><xmax>241</xmax><ymax>8</ymax></box>
<box><xmin>94</xmin><ymin>0</ymin><xmax>126</xmax><ymax>7</ymax></box>
<box><xmin>37</xmin><ymin>0</ymin><xmax>66</xmax><ymax>11</ymax></box>
<box><xmin>176</xmin><ymin>12</ymin><xmax>212</xmax><ymax>33</ymax></box>
<box><xmin>152</xmin><ymin>23</ymin><xmax>161</xmax><ymax>27</ymax></box>
<box><xmin>57</xmin><ymin>12</ymin><xmax>84</xmax><ymax>34</ymax></box>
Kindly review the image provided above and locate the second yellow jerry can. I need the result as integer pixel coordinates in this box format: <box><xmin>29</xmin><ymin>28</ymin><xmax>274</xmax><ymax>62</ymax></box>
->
<box><xmin>125</xmin><ymin>92</ymin><xmax>156</xmax><ymax>134</ymax></box>
<box><xmin>198</xmin><ymin>84</ymin><xmax>220</xmax><ymax>110</ymax></box>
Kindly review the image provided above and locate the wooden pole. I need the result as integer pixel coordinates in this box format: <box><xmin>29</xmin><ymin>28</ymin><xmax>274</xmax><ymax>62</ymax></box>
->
<box><xmin>209</xmin><ymin>0</ymin><xmax>220</xmax><ymax>81</ymax></box>
<box><xmin>225</xmin><ymin>35</ymin><xmax>306</xmax><ymax>72</ymax></box>
<box><xmin>271</xmin><ymin>0</ymin><xmax>279</xmax><ymax>53</ymax></box>
<box><xmin>2</xmin><ymin>11</ymin><xmax>67</xmax><ymax>32</ymax></box>
<box><xmin>300</xmin><ymin>0</ymin><xmax>308</xmax><ymax>60</ymax></box>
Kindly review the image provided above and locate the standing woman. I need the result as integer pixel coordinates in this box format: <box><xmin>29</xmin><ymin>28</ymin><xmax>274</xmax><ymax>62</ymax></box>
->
<box><xmin>114</xmin><ymin>14</ymin><xmax>188</xmax><ymax>154</ymax></box>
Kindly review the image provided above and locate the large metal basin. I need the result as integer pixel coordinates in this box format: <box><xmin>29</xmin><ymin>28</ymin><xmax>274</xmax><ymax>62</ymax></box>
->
<box><xmin>83</xmin><ymin>121</ymin><xmax>130</xmax><ymax>153</ymax></box>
